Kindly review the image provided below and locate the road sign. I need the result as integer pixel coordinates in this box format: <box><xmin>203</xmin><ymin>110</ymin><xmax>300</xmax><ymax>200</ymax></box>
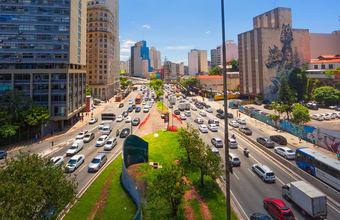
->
<box><xmin>164</xmin><ymin>113</ymin><xmax>169</xmax><ymax>123</ymax></box>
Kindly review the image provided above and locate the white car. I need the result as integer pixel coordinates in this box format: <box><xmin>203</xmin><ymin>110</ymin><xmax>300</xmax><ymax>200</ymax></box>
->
<box><xmin>142</xmin><ymin>101</ymin><xmax>146</xmax><ymax>105</ymax></box>
<box><xmin>326</xmin><ymin>113</ymin><xmax>336</xmax><ymax>119</ymax></box>
<box><xmin>76</xmin><ymin>130</ymin><xmax>88</xmax><ymax>139</ymax></box>
<box><xmin>229</xmin><ymin>121</ymin><xmax>239</xmax><ymax>128</ymax></box>
<box><xmin>49</xmin><ymin>156</ymin><xmax>64</xmax><ymax>168</ymax></box>
<box><xmin>89</xmin><ymin>118</ymin><xmax>98</xmax><ymax>124</ymax></box>
<box><xmin>143</xmin><ymin>106</ymin><xmax>149</xmax><ymax>113</ymax></box>
<box><xmin>104</xmin><ymin>138</ymin><xmax>117</xmax><ymax>151</ymax></box>
<box><xmin>66</xmin><ymin>142</ymin><xmax>83</xmax><ymax>156</ymax></box>
<box><xmin>274</xmin><ymin>146</ymin><xmax>295</xmax><ymax>160</ymax></box>
<box><xmin>96</xmin><ymin>135</ymin><xmax>108</xmax><ymax>147</ymax></box>
<box><xmin>199</xmin><ymin>125</ymin><xmax>208</xmax><ymax>133</ymax></box>
<box><xmin>98</xmin><ymin>122</ymin><xmax>105</xmax><ymax>129</ymax></box>
<box><xmin>236</xmin><ymin>118</ymin><xmax>246</xmax><ymax>125</ymax></box>
<box><xmin>194</xmin><ymin>118</ymin><xmax>204</xmax><ymax>124</ymax></box>
<box><xmin>191</xmin><ymin>105</ymin><xmax>197</xmax><ymax>111</ymax></box>
<box><xmin>116</xmin><ymin>115</ymin><xmax>123</xmax><ymax>122</ymax></box>
<box><xmin>125</xmin><ymin>116</ymin><xmax>132</xmax><ymax>123</ymax></box>
<box><xmin>320</xmin><ymin>114</ymin><xmax>330</xmax><ymax>120</ymax></box>
<box><xmin>65</xmin><ymin>155</ymin><xmax>85</xmax><ymax>173</ymax></box>
<box><xmin>331</xmin><ymin>112</ymin><xmax>339</xmax><ymax>119</ymax></box>
<box><xmin>185</xmin><ymin>111</ymin><xmax>191</xmax><ymax>117</ymax></box>
<box><xmin>129</xmin><ymin>100</ymin><xmax>133</xmax><ymax>104</ymax></box>
<box><xmin>199</xmin><ymin>110</ymin><xmax>207</xmax><ymax>117</ymax></box>
<box><xmin>208</xmin><ymin>124</ymin><xmax>218</xmax><ymax>132</ymax></box>
<box><xmin>180</xmin><ymin>114</ymin><xmax>186</xmax><ymax>120</ymax></box>
<box><xmin>206</xmin><ymin>108</ymin><xmax>213</xmax><ymax>113</ymax></box>
<box><xmin>333</xmin><ymin>112</ymin><xmax>340</xmax><ymax>118</ymax></box>
<box><xmin>311</xmin><ymin>114</ymin><xmax>323</xmax><ymax>121</ymax></box>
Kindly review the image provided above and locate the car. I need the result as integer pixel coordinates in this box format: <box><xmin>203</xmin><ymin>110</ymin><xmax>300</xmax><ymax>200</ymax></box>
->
<box><xmin>191</xmin><ymin>105</ymin><xmax>197</xmax><ymax>111</ymax></box>
<box><xmin>262</xmin><ymin>99</ymin><xmax>272</xmax><ymax>104</ymax></box>
<box><xmin>88</xmin><ymin>153</ymin><xmax>107</xmax><ymax>172</ymax></box>
<box><xmin>174</xmin><ymin>110</ymin><xmax>180</xmax><ymax>115</ymax></box>
<box><xmin>254</xmin><ymin>101</ymin><xmax>262</xmax><ymax>105</ymax></box>
<box><xmin>257</xmin><ymin>137</ymin><xmax>275</xmax><ymax>148</ymax></box>
<box><xmin>329</xmin><ymin>105</ymin><xmax>339</xmax><ymax>109</ymax></box>
<box><xmin>98</xmin><ymin>122</ymin><xmax>105</xmax><ymax>130</ymax></box>
<box><xmin>335</xmin><ymin>106</ymin><xmax>340</xmax><ymax>111</ymax></box>
<box><xmin>311</xmin><ymin>114</ymin><xmax>323</xmax><ymax>121</ymax></box>
<box><xmin>65</xmin><ymin>154</ymin><xmax>85</xmax><ymax>173</ymax></box>
<box><xmin>208</xmin><ymin>124</ymin><xmax>218</xmax><ymax>132</ymax></box>
<box><xmin>199</xmin><ymin>125</ymin><xmax>208</xmax><ymax>133</ymax></box>
<box><xmin>131</xmin><ymin>104</ymin><xmax>136</xmax><ymax>109</ymax></box>
<box><xmin>49</xmin><ymin>156</ymin><xmax>64</xmax><ymax>168</ymax></box>
<box><xmin>199</xmin><ymin>110</ymin><xmax>207</xmax><ymax>117</ymax></box>
<box><xmin>105</xmin><ymin>138</ymin><xmax>117</xmax><ymax>150</ymax></box>
<box><xmin>330</xmin><ymin>112</ymin><xmax>338</xmax><ymax>119</ymax></box>
<box><xmin>142</xmin><ymin>101</ymin><xmax>146</xmax><ymax>105</ymax></box>
<box><xmin>227</xmin><ymin>113</ymin><xmax>233</xmax><ymax>118</ymax></box>
<box><xmin>205</xmin><ymin>104</ymin><xmax>211</xmax><ymax>109</ymax></box>
<box><xmin>325</xmin><ymin>113</ymin><xmax>336</xmax><ymax>119</ymax></box>
<box><xmin>206</xmin><ymin>108</ymin><xmax>213</xmax><ymax>113</ymax></box>
<box><xmin>270</xmin><ymin>135</ymin><xmax>287</xmax><ymax>145</ymax></box>
<box><xmin>209</xmin><ymin>146</ymin><xmax>220</xmax><ymax>157</ymax></box>
<box><xmin>180</xmin><ymin>114</ymin><xmax>186</xmax><ymax>120</ymax></box>
<box><xmin>122</xmin><ymin>111</ymin><xmax>128</xmax><ymax>117</ymax></box>
<box><xmin>143</xmin><ymin>106</ymin><xmax>149</xmax><ymax>113</ymax></box>
<box><xmin>217</xmin><ymin>109</ymin><xmax>224</xmax><ymax>114</ymax></box>
<box><xmin>116</xmin><ymin>115</ymin><xmax>124</xmax><ymax>122</ymax></box>
<box><xmin>216</xmin><ymin>113</ymin><xmax>225</xmax><ymax>119</ymax></box>
<box><xmin>161</xmin><ymin>113</ymin><xmax>165</xmax><ymax>119</ymax></box>
<box><xmin>76</xmin><ymin>130</ymin><xmax>88</xmax><ymax>139</ymax></box>
<box><xmin>263</xmin><ymin>198</ymin><xmax>295</xmax><ymax>220</ymax></box>
<box><xmin>127</xmin><ymin>107</ymin><xmax>133</xmax><ymax>112</ymax></box>
<box><xmin>274</xmin><ymin>146</ymin><xmax>295</xmax><ymax>159</ymax></box>
<box><xmin>239</xmin><ymin>126</ymin><xmax>252</xmax><ymax>135</ymax></box>
<box><xmin>129</xmin><ymin>100</ymin><xmax>133</xmax><ymax>104</ymax></box>
<box><xmin>96</xmin><ymin>135</ymin><xmax>108</xmax><ymax>147</ymax></box>
<box><xmin>236</xmin><ymin>118</ymin><xmax>246</xmax><ymax>125</ymax></box>
<box><xmin>0</xmin><ymin>151</ymin><xmax>7</xmax><ymax>159</ymax></box>
<box><xmin>319</xmin><ymin>113</ymin><xmax>330</xmax><ymax>120</ymax></box>
<box><xmin>229</xmin><ymin>153</ymin><xmax>241</xmax><ymax>166</ymax></box>
<box><xmin>197</xmin><ymin>104</ymin><xmax>204</xmax><ymax>109</ymax></box>
<box><xmin>83</xmin><ymin>132</ymin><xmax>95</xmax><ymax>143</ymax></box>
<box><xmin>263</xmin><ymin>104</ymin><xmax>271</xmax><ymax>109</ymax></box>
<box><xmin>252</xmin><ymin>164</ymin><xmax>276</xmax><ymax>182</ymax></box>
<box><xmin>169</xmin><ymin>104</ymin><xmax>173</xmax><ymax>108</ymax></box>
<box><xmin>308</xmin><ymin>105</ymin><xmax>318</xmax><ymax>110</ymax></box>
<box><xmin>179</xmin><ymin>99</ymin><xmax>185</xmax><ymax>103</ymax></box>
<box><xmin>229</xmin><ymin>121</ymin><xmax>239</xmax><ymax>128</ymax></box>
<box><xmin>194</xmin><ymin>118</ymin><xmax>204</xmax><ymax>124</ymax></box>
<box><xmin>89</xmin><ymin>118</ymin><xmax>98</xmax><ymax>124</ymax></box>
<box><xmin>250</xmin><ymin>213</ymin><xmax>271</xmax><ymax>220</ymax></box>
<box><xmin>228</xmin><ymin>138</ymin><xmax>238</xmax><ymax>148</ymax></box>
<box><xmin>132</xmin><ymin>118</ymin><xmax>140</xmax><ymax>126</ymax></box>
<box><xmin>185</xmin><ymin>111</ymin><xmax>191</xmax><ymax>117</ymax></box>
<box><xmin>120</xmin><ymin>128</ymin><xmax>130</xmax><ymax>138</ymax></box>
<box><xmin>119</xmin><ymin>103</ymin><xmax>124</xmax><ymax>108</ymax></box>
<box><xmin>125</xmin><ymin>116</ymin><xmax>132</xmax><ymax>123</ymax></box>
<box><xmin>66</xmin><ymin>140</ymin><xmax>84</xmax><ymax>156</ymax></box>
<box><xmin>201</xmin><ymin>102</ymin><xmax>206</xmax><ymax>106</ymax></box>
<box><xmin>211</xmin><ymin>137</ymin><xmax>223</xmax><ymax>148</ymax></box>
<box><xmin>145</xmin><ymin>97</ymin><xmax>149</xmax><ymax>101</ymax></box>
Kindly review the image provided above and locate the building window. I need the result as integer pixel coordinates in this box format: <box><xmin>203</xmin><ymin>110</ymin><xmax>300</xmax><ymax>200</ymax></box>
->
<box><xmin>78</xmin><ymin>49</ymin><xmax>81</xmax><ymax>55</ymax></box>
<box><xmin>78</xmin><ymin>17</ymin><xmax>81</xmax><ymax>24</ymax></box>
<box><xmin>78</xmin><ymin>56</ymin><xmax>80</xmax><ymax>63</ymax></box>
<box><xmin>78</xmin><ymin>33</ymin><xmax>81</xmax><ymax>40</ymax></box>
<box><xmin>79</xmin><ymin>2</ymin><xmax>81</xmax><ymax>9</ymax></box>
<box><xmin>78</xmin><ymin>41</ymin><xmax>81</xmax><ymax>47</ymax></box>
<box><xmin>321</xmin><ymin>64</ymin><xmax>325</xmax><ymax>69</ymax></box>
<box><xmin>78</xmin><ymin>25</ymin><xmax>81</xmax><ymax>31</ymax></box>
<box><xmin>314</xmin><ymin>65</ymin><xmax>318</xmax><ymax>69</ymax></box>
<box><xmin>78</xmin><ymin>10</ymin><xmax>81</xmax><ymax>17</ymax></box>
<box><xmin>329</xmin><ymin>64</ymin><xmax>334</xmax><ymax>69</ymax></box>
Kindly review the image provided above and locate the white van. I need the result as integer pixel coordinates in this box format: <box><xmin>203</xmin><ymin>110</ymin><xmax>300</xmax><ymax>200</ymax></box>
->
<box><xmin>66</xmin><ymin>139</ymin><xmax>84</xmax><ymax>156</ymax></box>
<box><xmin>104</xmin><ymin>137</ymin><xmax>117</xmax><ymax>151</ymax></box>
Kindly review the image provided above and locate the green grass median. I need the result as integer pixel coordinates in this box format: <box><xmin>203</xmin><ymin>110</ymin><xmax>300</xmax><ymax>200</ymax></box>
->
<box><xmin>157</xmin><ymin>101</ymin><xmax>168</xmax><ymax>112</ymax></box>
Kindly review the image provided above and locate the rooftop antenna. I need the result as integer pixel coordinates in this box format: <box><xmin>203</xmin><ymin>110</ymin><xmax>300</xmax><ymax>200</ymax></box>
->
<box><xmin>164</xmin><ymin>56</ymin><xmax>168</xmax><ymax>62</ymax></box>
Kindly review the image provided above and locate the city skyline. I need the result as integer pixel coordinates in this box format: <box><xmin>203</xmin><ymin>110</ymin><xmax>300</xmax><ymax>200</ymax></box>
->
<box><xmin>119</xmin><ymin>0</ymin><xmax>340</xmax><ymax>65</ymax></box>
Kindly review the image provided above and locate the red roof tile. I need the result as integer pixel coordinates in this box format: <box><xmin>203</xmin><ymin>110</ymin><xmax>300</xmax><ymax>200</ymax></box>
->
<box><xmin>196</xmin><ymin>75</ymin><xmax>223</xmax><ymax>79</ymax></box>
<box><xmin>310</xmin><ymin>59</ymin><xmax>340</xmax><ymax>64</ymax></box>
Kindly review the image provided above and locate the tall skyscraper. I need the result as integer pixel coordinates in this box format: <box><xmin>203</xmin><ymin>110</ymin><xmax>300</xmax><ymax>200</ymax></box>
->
<box><xmin>120</xmin><ymin>58</ymin><xmax>130</xmax><ymax>74</ymax></box>
<box><xmin>130</xmin><ymin>41</ymin><xmax>153</xmax><ymax>77</ymax></box>
<box><xmin>86</xmin><ymin>0</ymin><xmax>119</xmax><ymax>100</ymax></box>
<box><xmin>164</xmin><ymin>61</ymin><xmax>179</xmax><ymax>83</ymax></box>
<box><xmin>0</xmin><ymin>0</ymin><xmax>87</xmax><ymax>131</ymax></box>
<box><xmin>149</xmin><ymin>47</ymin><xmax>161</xmax><ymax>69</ymax></box>
<box><xmin>211</xmin><ymin>40</ymin><xmax>238</xmax><ymax>69</ymax></box>
<box><xmin>188</xmin><ymin>49</ymin><xmax>208</xmax><ymax>76</ymax></box>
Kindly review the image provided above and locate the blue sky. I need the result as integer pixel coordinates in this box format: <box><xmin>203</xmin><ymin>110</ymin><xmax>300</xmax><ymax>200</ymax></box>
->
<box><xmin>119</xmin><ymin>0</ymin><xmax>340</xmax><ymax>65</ymax></box>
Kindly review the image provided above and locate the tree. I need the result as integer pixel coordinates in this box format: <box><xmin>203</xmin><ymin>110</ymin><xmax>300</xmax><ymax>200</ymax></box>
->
<box><xmin>147</xmin><ymin>79</ymin><xmax>163</xmax><ymax>91</ymax></box>
<box><xmin>288</xmin><ymin>68</ymin><xmax>308</xmax><ymax>101</ymax></box>
<box><xmin>191</xmin><ymin>141</ymin><xmax>224</xmax><ymax>187</ymax></box>
<box><xmin>208</xmin><ymin>67</ymin><xmax>220</xmax><ymax>75</ymax></box>
<box><xmin>24</xmin><ymin>106</ymin><xmax>50</xmax><ymax>138</ymax></box>
<box><xmin>325</xmin><ymin>69</ymin><xmax>334</xmax><ymax>79</ymax></box>
<box><xmin>280</xmin><ymin>103</ymin><xmax>292</xmax><ymax>121</ymax></box>
<box><xmin>150</xmin><ymin>74</ymin><xmax>157</xmax><ymax>80</ymax></box>
<box><xmin>181</xmin><ymin>77</ymin><xmax>199</xmax><ymax>87</ymax></box>
<box><xmin>291</xmin><ymin>104</ymin><xmax>311</xmax><ymax>124</ymax></box>
<box><xmin>305</xmin><ymin>78</ymin><xmax>320</xmax><ymax>101</ymax></box>
<box><xmin>177</xmin><ymin>123</ymin><xmax>200</xmax><ymax>164</ymax></box>
<box><xmin>120</xmin><ymin>77</ymin><xmax>132</xmax><ymax>89</ymax></box>
<box><xmin>279</xmin><ymin>77</ymin><xmax>293</xmax><ymax>105</ymax></box>
<box><xmin>0</xmin><ymin>89</ymin><xmax>34</xmax><ymax>111</ymax></box>
<box><xmin>228</xmin><ymin>59</ymin><xmax>239</xmax><ymax>71</ymax></box>
<box><xmin>146</xmin><ymin>164</ymin><xmax>186</xmax><ymax>216</ymax></box>
<box><xmin>86</xmin><ymin>84</ymin><xmax>91</xmax><ymax>96</ymax></box>
<box><xmin>0</xmin><ymin>152</ymin><xmax>77</xmax><ymax>219</ymax></box>
<box><xmin>313</xmin><ymin>86</ymin><xmax>340</xmax><ymax>106</ymax></box>
<box><xmin>155</xmin><ymin>90</ymin><xmax>164</xmax><ymax>100</ymax></box>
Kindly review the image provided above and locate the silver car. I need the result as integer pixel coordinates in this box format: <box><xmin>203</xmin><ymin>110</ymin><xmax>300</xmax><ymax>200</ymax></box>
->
<box><xmin>228</xmin><ymin>138</ymin><xmax>238</xmax><ymax>148</ymax></box>
<box><xmin>252</xmin><ymin>164</ymin><xmax>276</xmax><ymax>183</ymax></box>
<box><xmin>211</xmin><ymin>137</ymin><xmax>223</xmax><ymax>148</ymax></box>
<box><xmin>88</xmin><ymin>153</ymin><xmax>107</xmax><ymax>172</ymax></box>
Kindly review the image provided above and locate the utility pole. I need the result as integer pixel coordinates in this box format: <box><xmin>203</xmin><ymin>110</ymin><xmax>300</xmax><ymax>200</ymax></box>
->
<box><xmin>221</xmin><ymin>0</ymin><xmax>231</xmax><ymax>219</ymax></box>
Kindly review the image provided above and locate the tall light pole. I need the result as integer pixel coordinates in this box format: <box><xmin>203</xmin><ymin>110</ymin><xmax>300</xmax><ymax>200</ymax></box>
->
<box><xmin>221</xmin><ymin>0</ymin><xmax>231</xmax><ymax>220</ymax></box>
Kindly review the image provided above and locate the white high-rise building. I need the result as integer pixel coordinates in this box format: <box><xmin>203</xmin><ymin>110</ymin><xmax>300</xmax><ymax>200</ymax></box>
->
<box><xmin>149</xmin><ymin>47</ymin><xmax>162</xmax><ymax>69</ymax></box>
<box><xmin>211</xmin><ymin>40</ymin><xmax>238</xmax><ymax>69</ymax></box>
<box><xmin>188</xmin><ymin>49</ymin><xmax>208</xmax><ymax>76</ymax></box>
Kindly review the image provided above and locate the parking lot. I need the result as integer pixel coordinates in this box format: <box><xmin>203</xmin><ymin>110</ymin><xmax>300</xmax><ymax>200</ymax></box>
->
<box><xmin>246</xmin><ymin>104</ymin><xmax>340</xmax><ymax>131</ymax></box>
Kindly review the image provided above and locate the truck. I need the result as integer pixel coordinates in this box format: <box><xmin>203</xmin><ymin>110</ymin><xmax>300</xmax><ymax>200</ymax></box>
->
<box><xmin>178</xmin><ymin>103</ymin><xmax>185</xmax><ymax>111</ymax></box>
<box><xmin>170</xmin><ymin>96</ymin><xmax>176</xmax><ymax>105</ymax></box>
<box><xmin>102</xmin><ymin>120</ymin><xmax>113</xmax><ymax>135</ymax></box>
<box><xmin>282</xmin><ymin>181</ymin><xmax>327</xmax><ymax>219</ymax></box>
<box><xmin>184</xmin><ymin>102</ymin><xmax>190</xmax><ymax>110</ymax></box>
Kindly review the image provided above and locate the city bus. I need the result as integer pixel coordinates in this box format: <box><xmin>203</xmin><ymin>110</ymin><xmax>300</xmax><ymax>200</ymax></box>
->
<box><xmin>295</xmin><ymin>147</ymin><xmax>340</xmax><ymax>190</ymax></box>
<box><xmin>135</xmin><ymin>94</ymin><xmax>143</xmax><ymax>104</ymax></box>
<box><xmin>101</xmin><ymin>113</ymin><xmax>116</xmax><ymax>121</ymax></box>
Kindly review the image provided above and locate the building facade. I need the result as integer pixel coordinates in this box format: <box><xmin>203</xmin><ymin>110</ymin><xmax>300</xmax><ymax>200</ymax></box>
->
<box><xmin>86</xmin><ymin>0</ymin><xmax>119</xmax><ymax>101</ymax></box>
<box><xmin>306</xmin><ymin>54</ymin><xmax>340</xmax><ymax>79</ymax></box>
<box><xmin>310</xmin><ymin>32</ymin><xmax>340</xmax><ymax>59</ymax></box>
<box><xmin>188</xmin><ymin>49</ymin><xmax>208</xmax><ymax>76</ymax></box>
<box><xmin>238</xmin><ymin>7</ymin><xmax>310</xmax><ymax>100</ymax></box>
<box><xmin>164</xmin><ymin>61</ymin><xmax>179</xmax><ymax>83</ymax></box>
<box><xmin>0</xmin><ymin>0</ymin><xmax>88</xmax><ymax>131</ymax></box>
<box><xmin>130</xmin><ymin>41</ymin><xmax>153</xmax><ymax>77</ymax></box>
<box><xmin>197</xmin><ymin>73</ymin><xmax>239</xmax><ymax>92</ymax></box>
<box><xmin>120</xmin><ymin>58</ymin><xmax>130</xmax><ymax>75</ymax></box>
<box><xmin>211</xmin><ymin>41</ymin><xmax>239</xmax><ymax>69</ymax></box>
<box><xmin>149</xmin><ymin>46</ymin><xmax>161</xmax><ymax>69</ymax></box>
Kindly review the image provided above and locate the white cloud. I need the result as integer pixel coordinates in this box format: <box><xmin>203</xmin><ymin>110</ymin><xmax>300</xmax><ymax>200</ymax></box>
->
<box><xmin>177</xmin><ymin>59</ymin><xmax>188</xmax><ymax>63</ymax></box>
<box><xmin>120</xmin><ymin>48</ymin><xmax>131</xmax><ymax>53</ymax></box>
<box><xmin>142</xmin><ymin>24</ymin><xmax>150</xmax><ymax>29</ymax></box>
<box><xmin>120</xmin><ymin>40</ymin><xmax>136</xmax><ymax>52</ymax></box>
<box><xmin>119</xmin><ymin>36</ymin><xmax>121</xmax><ymax>38</ymax></box>
<box><xmin>120</xmin><ymin>55</ymin><xmax>129</xmax><ymax>60</ymax></box>
<box><xmin>165</xmin><ymin>46</ymin><xmax>194</xmax><ymax>50</ymax></box>
<box><xmin>206</xmin><ymin>31</ymin><xmax>210</xmax><ymax>34</ymax></box>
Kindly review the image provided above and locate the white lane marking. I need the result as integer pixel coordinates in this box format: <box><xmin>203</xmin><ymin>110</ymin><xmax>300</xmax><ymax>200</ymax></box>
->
<box><xmin>88</xmin><ymin>145</ymin><xmax>94</xmax><ymax>150</ymax></box>
<box><xmin>233</xmin><ymin>172</ymin><xmax>240</xmax><ymax>180</ymax></box>
<box><xmin>63</xmin><ymin>154</ymin><xmax>66</xmax><ymax>157</ymax></box>
<box><xmin>276</xmin><ymin>177</ymin><xmax>284</xmax><ymax>185</ymax></box>
<box><xmin>231</xmin><ymin>189</ymin><xmax>249</xmax><ymax>220</ymax></box>
<box><xmin>248</xmin><ymin>168</ymin><xmax>255</xmax><ymax>176</ymax></box>
<box><xmin>78</xmin><ymin>164</ymin><xmax>87</xmax><ymax>172</ymax></box>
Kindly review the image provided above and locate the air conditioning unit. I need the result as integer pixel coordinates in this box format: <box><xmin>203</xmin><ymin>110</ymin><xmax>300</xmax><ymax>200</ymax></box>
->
<box><xmin>18</xmin><ymin>31</ymin><xmax>23</xmax><ymax>34</ymax></box>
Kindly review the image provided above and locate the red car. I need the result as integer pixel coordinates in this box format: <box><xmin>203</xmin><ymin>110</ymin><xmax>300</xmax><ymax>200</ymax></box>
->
<box><xmin>263</xmin><ymin>198</ymin><xmax>295</xmax><ymax>220</ymax></box>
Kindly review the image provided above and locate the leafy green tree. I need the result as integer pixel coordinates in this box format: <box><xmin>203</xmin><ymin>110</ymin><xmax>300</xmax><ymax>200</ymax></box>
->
<box><xmin>191</xmin><ymin>141</ymin><xmax>224</xmax><ymax>187</ymax></box>
<box><xmin>0</xmin><ymin>89</ymin><xmax>34</xmax><ymax>112</ymax></box>
<box><xmin>120</xmin><ymin>77</ymin><xmax>132</xmax><ymax>89</ymax></box>
<box><xmin>292</xmin><ymin>104</ymin><xmax>311</xmax><ymax>124</ymax></box>
<box><xmin>325</xmin><ymin>69</ymin><xmax>334</xmax><ymax>79</ymax></box>
<box><xmin>208</xmin><ymin>67</ymin><xmax>220</xmax><ymax>75</ymax></box>
<box><xmin>150</xmin><ymin>74</ymin><xmax>157</xmax><ymax>80</ymax></box>
<box><xmin>155</xmin><ymin>90</ymin><xmax>164</xmax><ymax>100</ymax></box>
<box><xmin>288</xmin><ymin>68</ymin><xmax>308</xmax><ymax>101</ymax></box>
<box><xmin>0</xmin><ymin>152</ymin><xmax>78</xmax><ymax>219</ymax></box>
<box><xmin>228</xmin><ymin>59</ymin><xmax>239</xmax><ymax>71</ymax></box>
<box><xmin>280</xmin><ymin>103</ymin><xmax>292</xmax><ymax>121</ymax></box>
<box><xmin>0</xmin><ymin>123</ymin><xmax>19</xmax><ymax>138</ymax></box>
<box><xmin>24</xmin><ymin>106</ymin><xmax>50</xmax><ymax>138</ymax></box>
<box><xmin>146</xmin><ymin>164</ymin><xmax>186</xmax><ymax>216</ymax></box>
<box><xmin>181</xmin><ymin>77</ymin><xmax>199</xmax><ymax>87</ymax></box>
<box><xmin>268</xmin><ymin>114</ymin><xmax>280</xmax><ymax>122</ymax></box>
<box><xmin>147</xmin><ymin>79</ymin><xmax>163</xmax><ymax>91</ymax></box>
<box><xmin>86</xmin><ymin>84</ymin><xmax>91</xmax><ymax>96</ymax></box>
<box><xmin>279</xmin><ymin>77</ymin><xmax>293</xmax><ymax>105</ymax></box>
<box><xmin>177</xmin><ymin>123</ymin><xmax>200</xmax><ymax>164</ymax></box>
<box><xmin>270</xmin><ymin>102</ymin><xmax>279</xmax><ymax>114</ymax></box>
<box><xmin>313</xmin><ymin>86</ymin><xmax>340</xmax><ymax>106</ymax></box>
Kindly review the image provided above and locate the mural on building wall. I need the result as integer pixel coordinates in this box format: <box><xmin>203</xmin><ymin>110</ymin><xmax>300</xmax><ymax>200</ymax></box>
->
<box><xmin>239</xmin><ymin>106</ymin><xmax>340</xmax><ymax>154</ymax></box>
<box><xmin>265</xmin><ymin>24</ymin><xmax>300</xmax><ymax>95</ymax></box>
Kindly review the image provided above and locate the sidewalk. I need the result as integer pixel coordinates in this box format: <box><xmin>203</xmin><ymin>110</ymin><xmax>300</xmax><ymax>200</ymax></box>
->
<box><xmin>2</xmin><ymin>105</ymin><xmax>106</xmax><ymax>153</ymax></box>
<box><xmin>192</xmin><ymin>95</ymin><xmax>339</xmax><ymax>160</ymax></box>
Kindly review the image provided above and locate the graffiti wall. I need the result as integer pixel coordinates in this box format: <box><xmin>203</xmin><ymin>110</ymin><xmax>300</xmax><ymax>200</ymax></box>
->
<box><xmin>239</xmin><ymin>106</ymin><xmax>340</xmax><ymax>154</ymax></box>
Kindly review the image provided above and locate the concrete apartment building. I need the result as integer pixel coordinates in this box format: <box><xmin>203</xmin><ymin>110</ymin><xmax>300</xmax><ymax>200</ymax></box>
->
<box><xmin>149</xmin><ymin>46</ymin><xmax>161</xmax><ymax>69</ymax></box>
<box><xmin>238</xmin><ymin>7</ymin><xmax>310</xmax><ymax>100</ymax></box>
<box><xmin>310</xmin><ymin>31</ymin><xmax>340</xmax><ymax>59</ymax></box>
<box><xmin>0</xmin><ymin>0</ymin><xmax>88</xmax><ymax>132</ymax></box>
<box><xmin>179</xmin><ymin>62</ymin><xmax>188</xmax><ymax>76</ymax></box>
<box><xmin>86</xmin><ymin>0</ymin><xmax>120</xmax><ymax>101</ymax></box>
<box><xmin>188</xmin><ymin>49</ymin><xmax>208</xmax><ymax>76</ymax></box>
<box><xmin>120</xmin><ymin>58</ymin><xmax>130</xmax><ymax>74</ymax></box>
<box><xmin>164</xmin><ymin>61</ymin><xmax>179</xmax><ymax>83</ymax></box>
<box><xmin>211</xmin><ymin>40</ymin><xmax>239</xmax><ymax>69</ymax></box>
<box><xmin>130</xmin><ymin>41</ymin><xmax>153</xmax><ymax>77</ymax></box>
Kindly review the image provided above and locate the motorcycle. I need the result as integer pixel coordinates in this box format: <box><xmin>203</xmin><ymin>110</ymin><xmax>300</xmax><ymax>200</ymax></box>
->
<box><xmin>243</xmin><ymin>149</ymin><xmax>250</xmax><ymax>158</ymax></box>
<box><xmin>116</xmin><ymin>130</ymin><xmax>120</xmax><ymax>137</ymax></box>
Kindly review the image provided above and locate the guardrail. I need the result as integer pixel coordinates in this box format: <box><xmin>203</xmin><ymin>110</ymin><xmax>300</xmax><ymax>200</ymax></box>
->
<box><xmin>172</xmin><ymin>114</ymin><xmax>182</xmax><ymax>124</ymax></box>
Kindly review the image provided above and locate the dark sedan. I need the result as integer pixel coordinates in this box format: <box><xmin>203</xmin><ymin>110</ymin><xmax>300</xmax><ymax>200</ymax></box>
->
<box><xmin>270</xmin><ymin>135</ymin><xmax>287</xmax><ymax>145</ymax></box>
<box><xmin>254</xmin><ymin>101</ymin><xmax>262</xmax><ymax>105</ymax></box>
<box><xmin>216</xmin><ymin>113</ymin><xmax>225</xmax><ymax>119</ymax></box>
<box><xmin>120</xmin><ymin>128</ymin><xmax>130</xmax><ymax>138</ymax></box>
<box><xmin>239</xmin><ymin>126</ymin><xmax>252</xmax><ymax>135</ymax></box>
<box><xmin>0</xmin><ymin>151</ymin><xmax>7</xmax><ymax>159</ymax></box>
<box><xmin>135</xmin><ymin>107</ymin><xmax>141</xmax><ymax>112</ymax></box>
<box><xmin>263</xmin><ymin>104</ymin><xmax>271</xmax><ymax>109</ymax></box>
<box><xmin>308</xmin><ymin>105</ymin><xmax>319</xmax><ymax>110</ymax></box>
<box><xmin>197</xmin><ymin>105</ymin><xmax>204</xmax><ymax>109</ymax></box>
<box><xmin>132</xmin><ymin>104</ymin><xmax>136</xmax><ymax>109</ymax></box>
<box><xmin>132</xmin><ymin>118</ymin><xmax>140</xmax><ymax>126</ymax></box>
<box><xmin>217</xmin><ymin>109</ymin><xmax>224</xmax><ymax>114</ymax></box>
<box><xmin>227</xmin><ymin>113</ymin><xmax>233</xmax><ymax>118</ymax></box>
<box><xmin>174</xmin><ymin>110</ymin><xmax>180</xmax><ymax>115</ymax></box>
<box><xmin>127</xmin><ymin>107</ymin><xmax>133</xmax><ymax>112</ymax></box>
<box><xmin>256</xmin><ymin>137</ymin><xmax>275</xmax><ymax>148</ymax></box>
<box><xmin>119</xmin><ymin>103</ymin><xmax>124</xmax><ymax>108</ymax></box>
<box><xmin>122</xmin><ymin>111</ymin><xmax>128</xmax><ymax>117</ymax></box>
<box><xmin>205</xmin><ymin>105</ymin><xmax>211</xmax><ymax>109</ymax></box>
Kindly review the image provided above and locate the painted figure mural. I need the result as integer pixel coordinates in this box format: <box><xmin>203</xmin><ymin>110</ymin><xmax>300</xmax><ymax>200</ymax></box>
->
<box><xmin>265</xmin><ymin>24</ymin><xmax>300</xmax><ymax>95</ymax></box>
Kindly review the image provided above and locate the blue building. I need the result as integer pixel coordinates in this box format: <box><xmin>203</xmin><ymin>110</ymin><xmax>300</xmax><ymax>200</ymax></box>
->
<box><xmin>131</xmin><ymin>41</ymin><xmax>153</xmax><ymax>77</ymax></box>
